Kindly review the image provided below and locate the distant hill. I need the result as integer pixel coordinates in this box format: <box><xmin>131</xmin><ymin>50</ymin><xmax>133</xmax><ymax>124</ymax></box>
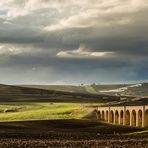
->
<box><xmin>21</xmin><ymin>85</ymin><xmax>87</xmax><ymax>93</ymax></box>
<box><xmin>90</xmin><ymin>83</ymin><xmax>148</xmax><ymax>97</ymax></box>
<box><xmin>20</xmin><ymin>83</ymin><xmax>148</xmax><ymax>105</ymax></box>
<box><xmin>0</xmin><ymin>84</ymin><xmax>118</xmax><ymax>103</ymax></box>
<box><xmin>0</xmin><ymin>83</ymin><xmax>147</xmax><ymax>104</ymax></box>
<box><xmin>22</xmin><ymin>83</ymin><xmax>148</xmax><ymax>97</ymax></box>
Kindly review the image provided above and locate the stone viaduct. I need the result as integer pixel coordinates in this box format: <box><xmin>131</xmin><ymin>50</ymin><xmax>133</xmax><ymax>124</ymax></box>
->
<box><xmin>96</xmin><ymin>105</ymin><xmax>148</xmax><ymax>128</ymax></box>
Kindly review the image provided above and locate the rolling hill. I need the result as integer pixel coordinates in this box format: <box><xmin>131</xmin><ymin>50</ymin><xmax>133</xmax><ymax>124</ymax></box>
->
<box><xmin>0</xmin><ymin>84</ymin><xmax>118</xmax><ymax>103</ymax></box>
<box><xmin>22</xmin><ymin>83</ymin><xmax>148</xmax><ymax>97</ymax></box>
<box><xmin>0</xmin><ymin>83</ymin><xmax>147</xmax><ymax>104</ymax></box>
<box><xmin>20</xmin><ymin>83</ymin><xmax>148</xmax><ymax>105</ymax></box>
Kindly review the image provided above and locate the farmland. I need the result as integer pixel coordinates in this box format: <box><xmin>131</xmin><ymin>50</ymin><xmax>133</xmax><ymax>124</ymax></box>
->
<box><xmin>0</xmin><ymin>84</ymin><xmax>147</xmax><ymax>147</ymax></box>
<box><xmin>0</xmin><ymin>102</ymin><xmax>147</xmax><ymax>147</ymax></box>
<box><xmin>0</xmin><ymin>103</ymin><xmax>97</xmax><ymax>121</ymax></box>
<box><xmin>0</xmin><ymin>119</ymin><xmax>147</xmax><ymax>148</ymax></box>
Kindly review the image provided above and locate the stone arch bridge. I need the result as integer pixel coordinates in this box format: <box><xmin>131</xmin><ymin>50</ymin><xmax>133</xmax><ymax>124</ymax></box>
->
<box><xmin>95</xmin><ymin>105</ymin><xmax>148</xmax><ymax>128</ymax></box>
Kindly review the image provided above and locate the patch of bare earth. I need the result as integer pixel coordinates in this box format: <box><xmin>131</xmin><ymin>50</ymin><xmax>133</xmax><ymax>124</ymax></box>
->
<box><xmin>0</xmin><ymin>120</ymin><xmax>147</xmax><ymax>147</ymax></box>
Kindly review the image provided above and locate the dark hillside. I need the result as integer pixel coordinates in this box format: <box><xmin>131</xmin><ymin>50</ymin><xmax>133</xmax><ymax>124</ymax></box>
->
<box><xmin>0</xmin><ymin>84</ymin><xmax>119</xmax><ymax>103</ymax></box>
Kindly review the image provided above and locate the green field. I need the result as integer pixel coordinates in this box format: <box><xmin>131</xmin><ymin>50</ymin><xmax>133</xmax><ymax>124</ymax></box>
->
<box><xmin>0</xmin><ymin>103</ymin><xmax>98</xmax><ymax>122</ymax></box>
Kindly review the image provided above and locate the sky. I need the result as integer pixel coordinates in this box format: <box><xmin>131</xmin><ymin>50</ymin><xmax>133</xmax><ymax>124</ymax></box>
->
<box><xmin>0</xmin><ymin>0</ymin><xmax>148</xmax><ymax>85</ymax></box>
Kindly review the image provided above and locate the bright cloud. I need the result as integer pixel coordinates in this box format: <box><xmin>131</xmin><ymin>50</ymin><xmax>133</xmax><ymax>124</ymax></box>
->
<box><xmin>57</xmin><ymin>44</ymin><xmax>114</xmax><ymax>58</ymax></box>
<box><xmin>0</xmin><ymin>44</ymin><xmax>25</xmax><ymax>55</ymax></box>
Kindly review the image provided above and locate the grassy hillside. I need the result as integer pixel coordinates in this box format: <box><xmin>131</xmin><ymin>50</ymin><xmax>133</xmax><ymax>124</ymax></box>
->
<box><xmin>22</xmin><ymin>85</ymin><xmax>87</xmax><ymax>93</ymax></box>
<box><xmin>22</xmin><ymin>83</ymin><xmax>148</xmax><ymax>97</ymax></box>
<box><xmin>90</xmin><ymin>83</ymin><xmax>148</xmax><ymax>96</ymax></box>
<box><xmin>0</xmin><ymin>83</ymin><xmax>147</xmax><ymax>104</ymax></box>
<box><xmin>0</xmin><ymin>84</ymin><xmax>120</xmax><ymax>103</ymax></box>
<box><xmin>20</xmin><ymin>83</ymin><xmax>148</xmax><ymax>105</ymax></box>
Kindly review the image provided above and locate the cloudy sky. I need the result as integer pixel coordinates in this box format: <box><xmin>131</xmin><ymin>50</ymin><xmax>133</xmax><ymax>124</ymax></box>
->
<box><xmin>0</xmin><ymin>0</ymin><xmax>148</xmax><ymax>85</ymax></box>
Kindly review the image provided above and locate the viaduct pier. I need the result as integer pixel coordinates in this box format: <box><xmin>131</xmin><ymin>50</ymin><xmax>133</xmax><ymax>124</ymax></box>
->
<box><xmin>96</xmin><ymin>105</ymin><xmax>148</xmax><ymax>128</ymax></box>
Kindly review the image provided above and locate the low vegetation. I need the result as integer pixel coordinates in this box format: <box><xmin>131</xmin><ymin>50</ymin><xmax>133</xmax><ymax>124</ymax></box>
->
<box><xmin>127</xmin><ymin>130</ymin><xmax>148</xmax><ymax>135</ymax></box>
<box><xmin>0</xmin><ymin>103</ymin><xmax>100</xmax><ymax>122</ymax></box>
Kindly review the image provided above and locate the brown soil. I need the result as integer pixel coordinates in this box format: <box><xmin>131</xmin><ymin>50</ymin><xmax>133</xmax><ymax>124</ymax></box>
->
<box><xmin>0</xmin><ymin>119</ymin><xmax>147</xmax><ymax>148</ymax></box>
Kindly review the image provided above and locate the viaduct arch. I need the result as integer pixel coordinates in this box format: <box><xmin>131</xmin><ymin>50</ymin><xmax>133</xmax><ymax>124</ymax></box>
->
<box><xmin>96</xmin><ymin>105</ymin><xmax>148</xmax><ymax>128</ymax></box>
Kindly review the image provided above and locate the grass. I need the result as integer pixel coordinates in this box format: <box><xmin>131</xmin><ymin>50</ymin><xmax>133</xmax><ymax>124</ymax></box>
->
<box><xmin>126</xmin><ymin>130</ymin><xmax>148</xmax><ymax>135</ymax></box>
<box><xmin>84</xmin><ymin>85</ymin><xmax>97</xmax><ymax>94</ymax></box>
<box><xmin>0</xmin><ymin>103</ymin><xmax>99</xmax><ymax>122</ymax></box>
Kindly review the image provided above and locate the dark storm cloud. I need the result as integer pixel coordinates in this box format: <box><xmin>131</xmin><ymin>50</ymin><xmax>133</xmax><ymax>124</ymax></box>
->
<box><xmin>0</xmin><ymin>0</ymin><xmax>148</xmax><ymax>84</ymax></box>
<box><xmin>0</xmin><ymin>54</ymin><xmax>147</xmax><ymax>84</ymax></box>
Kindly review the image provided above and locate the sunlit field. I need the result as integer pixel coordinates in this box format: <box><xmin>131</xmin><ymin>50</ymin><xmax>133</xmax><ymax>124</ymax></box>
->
<box><xmin>0</xmin><ymin>103</ymin><xmax>99</xmax><ymax>122</ymax></box>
